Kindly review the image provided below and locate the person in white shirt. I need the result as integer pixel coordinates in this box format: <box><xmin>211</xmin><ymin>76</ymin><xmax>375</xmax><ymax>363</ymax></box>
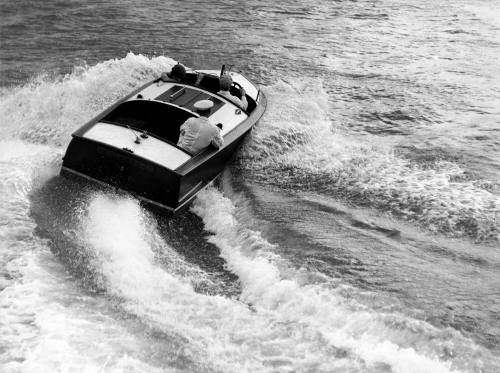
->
<box><xmin>177</xmin><ymin>100</ymin><xmax>223</xmax><ymax>154</ymax></box>
<box><xmin>218</xmin><ymin>74</ymin><xmax>248</xmax><ymax>110</ymax></box>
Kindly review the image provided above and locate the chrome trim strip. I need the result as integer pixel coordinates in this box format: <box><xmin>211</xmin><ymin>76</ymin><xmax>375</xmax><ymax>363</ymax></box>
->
<box><xmin>178</xmin><ymin>181</ymin><xmax>203</xmax><ymax>204</ymax></box>
<box><xmin>173</xmin><ymin>176</ymin><xmax>219</xmax><ymax>213</ymax></box>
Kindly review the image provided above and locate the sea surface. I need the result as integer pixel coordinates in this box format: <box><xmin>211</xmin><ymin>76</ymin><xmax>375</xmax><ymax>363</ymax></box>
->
<box><xmin>1</xmin><ymin>0</ymin><xmax>499</xmax><ymax>372</ymax></box>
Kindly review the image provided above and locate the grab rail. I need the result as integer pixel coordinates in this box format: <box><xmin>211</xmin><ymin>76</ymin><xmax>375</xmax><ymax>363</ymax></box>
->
<box><xmin>170</xmin><ymin>87</ymin><xmax>185</xmax><ymax>100</ymax></box>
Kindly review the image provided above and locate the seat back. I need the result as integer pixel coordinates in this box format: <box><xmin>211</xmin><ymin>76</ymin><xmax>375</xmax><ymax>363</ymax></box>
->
<box><xmin>198</xmin><ymin>74</ymin><xmax>221</xmax><ymax>92</ymax></box>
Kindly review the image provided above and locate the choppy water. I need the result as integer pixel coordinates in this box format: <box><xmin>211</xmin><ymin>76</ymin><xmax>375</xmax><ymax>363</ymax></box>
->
<box><xmin>1</xmin><ymin>0</ymin><xmax>499</xmax><ymax>372</ymax></box>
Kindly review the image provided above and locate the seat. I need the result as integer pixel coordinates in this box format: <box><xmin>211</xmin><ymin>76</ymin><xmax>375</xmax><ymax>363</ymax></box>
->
<box><xmin>198</xmin><ymin>74</ymin><xmax>221</xmax><ymax>92</ymax></box>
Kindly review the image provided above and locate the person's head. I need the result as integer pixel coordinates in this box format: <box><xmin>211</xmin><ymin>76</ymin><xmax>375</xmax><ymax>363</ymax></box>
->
<box><xmin>219</xmin><ymin>74</ymin><xmax>233</xmax><ymax>91</ymax></box>
<box><xmin>193</xmin><ymin>100</ymin><xmax>214</xmax><ymax>117</ymax></box>
<box><xmin>168</xmin><ymin>64</ymin><xmax>186</xmax><ymax>81</ymax></box>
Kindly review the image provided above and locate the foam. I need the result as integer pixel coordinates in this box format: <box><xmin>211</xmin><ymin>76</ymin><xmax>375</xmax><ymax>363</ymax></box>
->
<box><xmin>237</xmin><ymin>79</ymin><xmax>499</xmax><ymax>241</ymax></box>
<box><xmin>0</xmin><ymin>53</ymin><xmax>177</xmax><ymax>147</ymax></box>
<box><xmin>1</xmin><ymin>251</ymin><xmax>167</xmax><ymax>373</ymax></box>
<box><xmin>0</xmin><ymin>142</ymin><xmax>166</xmax><ymax>373</ymax></box>
<box><xmin>79</xmin><ymin>194</ymin><xmax>260</xmax><ymax>371</ymax></box>
<box><xmin>69</xmin><ymin>184</ymin><xmax>487</xmax><ymax>372</ymax></box>
<box><xmin>191</xmin><ymin>187</ymin><xmax>491</xmax><ymax>372</ymax></box>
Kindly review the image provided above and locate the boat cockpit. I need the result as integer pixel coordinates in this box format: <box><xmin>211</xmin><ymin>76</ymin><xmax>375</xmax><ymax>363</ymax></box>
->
<box><xmin>171</xmin><ymin>71</ymin><xmax>257</xmax><ymax>113</ymax></box>
<box><xmin>102</xmin><ymin>99</ymin><xmax>196</xmax><ymax>146</ymax></box>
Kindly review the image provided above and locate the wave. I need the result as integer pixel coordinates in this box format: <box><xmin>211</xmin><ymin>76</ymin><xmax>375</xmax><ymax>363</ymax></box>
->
<box><xmin>0</xmin><ymin>52</ymin><xmax>177</xmax><ymax>147</ymax></box>
<box><xmin>66</xmin><ymin>186</ymin><xmax>495</xmax><ymax>372</ymax></box>
<box><xmin>191</xmin><ymin>187</ymin><xmax>496</xmax><ymax>372</ymax></box>
<box><xmin>236</xmin><ymin>80</ymin><xmax>499</xmax><ymax>242</ymax></box>
<box><xmin>0</xmin><ymin>54</ymin><xmax>190</xmax><ymax>371</ymax></box>
<box><xmin>0</xmin><ymin>141</ymin><xmax>169</xmax><ymax>373</ymax></box>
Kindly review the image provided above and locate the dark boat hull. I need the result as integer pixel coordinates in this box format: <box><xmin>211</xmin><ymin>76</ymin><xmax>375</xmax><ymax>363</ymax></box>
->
<box><xmin>60</xmin><ymin>129</ymin><xmax>253</xmax><ymax>214</ymax></box>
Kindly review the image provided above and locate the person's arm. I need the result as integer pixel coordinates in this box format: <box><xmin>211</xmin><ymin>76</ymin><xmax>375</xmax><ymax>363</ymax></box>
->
<box><xmin>240</xmin><ymin>96</ymin><xmax>248</xmax><ymax>110</ymax></box>
<box><xmin>179</xmin><ymin>122</ymin><xmax>186</xmax><ymax>136</ymax></box>
<box><xmin>239</xmin><ymin>87</ymin><xmax>248</xmax><ymax>110</ymax></box>
<box><xmin>160</xmin><ymin>72</ymin><xmax>169</xmax><ymax>81</ymax></box>
<box><xmin>211</xmin><ymin>128</ymin><xmax>224</xmax><ymax>149</ymax></box>
<box><xmin>177</xmin><ymin>119</ymin><xmax>192</xmax><ymax>147</ymax></box>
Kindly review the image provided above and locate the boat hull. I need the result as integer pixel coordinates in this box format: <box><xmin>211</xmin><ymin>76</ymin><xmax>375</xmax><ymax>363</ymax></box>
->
<box><xmin>61</xmin><ymin>125</ymin><xmax>253</xmax><ymax>215</ymax></box>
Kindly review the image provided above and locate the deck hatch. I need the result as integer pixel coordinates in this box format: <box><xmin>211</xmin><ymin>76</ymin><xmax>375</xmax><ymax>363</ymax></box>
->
<box><xmin>156</xmin><ymin>85</ymin><xmax>224</xmax><ymax>113</ymax></box>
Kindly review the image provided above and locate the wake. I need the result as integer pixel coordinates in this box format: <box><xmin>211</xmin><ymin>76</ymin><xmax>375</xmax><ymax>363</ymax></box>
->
<box><xmin>75</xmin><ymin>188</ymin><xmax>491</xmax><ymax>373</ymax></box>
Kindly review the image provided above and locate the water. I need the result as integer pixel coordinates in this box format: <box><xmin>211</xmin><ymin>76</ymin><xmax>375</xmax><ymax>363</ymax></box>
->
<box><xmin>1</xmin><ymin>0</ymin><xmax>499</xmax><ymax>372</ymax></box>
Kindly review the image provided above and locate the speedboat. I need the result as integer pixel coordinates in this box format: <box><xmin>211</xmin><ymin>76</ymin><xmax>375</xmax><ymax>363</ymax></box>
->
<box><xmin>60</xmin><ymin>66</ymin><xmax>267</xmax><ymax>214</ymax></box>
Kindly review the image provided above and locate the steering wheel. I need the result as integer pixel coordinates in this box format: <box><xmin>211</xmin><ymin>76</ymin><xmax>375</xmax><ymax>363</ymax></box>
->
<box><xmin>232</xmin><ymin>82</ymin><xmax>244</xmax><ymax>99</ymax></box>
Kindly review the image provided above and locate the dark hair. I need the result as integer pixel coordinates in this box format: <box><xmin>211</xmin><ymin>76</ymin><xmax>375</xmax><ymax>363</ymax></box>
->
<box><xmin>219</xmin><ymin>74</ymin><xmax>232</xmax><ymax>91</ymax></box>
<box><xmin>169</xmin><ymin>64</ymin><xmax>186</xmax><ymax>80</ymax></box>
